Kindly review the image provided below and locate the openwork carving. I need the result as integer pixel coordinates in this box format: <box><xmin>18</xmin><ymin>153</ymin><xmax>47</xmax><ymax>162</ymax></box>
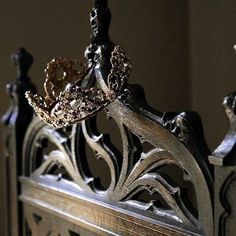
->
<box><xmin>23</xmin><ymin>100</ymin><xmax>213</xmax><ymax>235</ymax></box>
<box><xmin>22</xmin><ymin>0</ymin><xmax>213</xmax><ymax>235</ymax></box>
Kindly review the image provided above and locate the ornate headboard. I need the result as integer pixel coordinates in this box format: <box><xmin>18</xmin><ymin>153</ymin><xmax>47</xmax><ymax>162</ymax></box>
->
<box><xmin>2</xmin><ymin>1</ymin><xmax>236</xmax><ymax>236</ymax></box>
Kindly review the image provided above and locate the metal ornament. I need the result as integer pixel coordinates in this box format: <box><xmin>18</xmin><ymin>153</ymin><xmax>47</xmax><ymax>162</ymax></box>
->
<box><xmin>25</xmin><ymin>0</ymin><xmax>131</xmax><ymax>128</ymax></box>
<box><xmin>25</xmin><ymin>46</ymin><xmax>131</xmax><ymax>128</ymax></box>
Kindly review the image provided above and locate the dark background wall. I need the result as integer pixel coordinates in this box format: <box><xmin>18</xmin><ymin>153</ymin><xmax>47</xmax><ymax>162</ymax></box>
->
<box><xmin>0</xmin><ymin>0</ymin><xmax>190</xmax><ymax>136</ymax></box>
<box><xmin>190</xmin><ymin>0</ymin><xmax>236</xmax><ymax>149</ymax></box>
<box><xmin>2</xmin><ymin>0</ymin><xmax>236</xmax><ymax>151</ymax></box>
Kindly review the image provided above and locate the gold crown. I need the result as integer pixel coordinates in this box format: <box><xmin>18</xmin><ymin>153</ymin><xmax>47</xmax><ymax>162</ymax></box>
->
<box><xmin>25</xmin><ymin>46</ymin><xmax>131</xmax><ymax>128</ymax></box>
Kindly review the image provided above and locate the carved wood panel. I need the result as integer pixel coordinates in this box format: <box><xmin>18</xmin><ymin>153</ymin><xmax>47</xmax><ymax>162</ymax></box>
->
<box><xmin>22</xmin><ymin>96</ymin><xmax>213</xmax><ymax>235</ymax></box>
<box><xmin>19</xmin><ymin>0</ymin><xmax>214</xmax><ymax>235</ymax></box>
<box><xmin>24</xmin><ymin>204</ymin><xmax>96</xmax><ymax>236</ymax></box>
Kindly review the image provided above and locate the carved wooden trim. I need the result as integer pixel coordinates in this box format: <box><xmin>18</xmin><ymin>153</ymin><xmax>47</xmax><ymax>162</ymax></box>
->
<box><xmin>219</xmin><ymin>171</ymin><xmax>236</xmax><ymax>236</ymax></box>
<box><xmin>17</xmin><ymin>1</ymin><xmax>216</xmax><ymax>235</ymax></box>
<box><xmin>208</xmin><ymin>91</ymin><xmax>236</xmax><ymax>236</ymax></box>
<box><xmin>23</xmin><ymin>204</ymin><xmax>96</xmax><ymax>236</ymax></box>
<box><xmin>20</xmin><ymin>176</ymin><xmax>200</xmax><ymax>236</ymax></box>
<box><xmin>21</xmin><ymin>96</ymin><xmax>213</xmax><ymax>235</ymax></box>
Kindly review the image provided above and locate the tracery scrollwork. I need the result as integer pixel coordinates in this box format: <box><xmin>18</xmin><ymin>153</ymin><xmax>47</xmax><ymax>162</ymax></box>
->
<box><xmin>23</xmin><ymin>97</ymin><xmax>213</xmax><ymax>235</ymax></box>
<box><xmin>22</xmin><ymin>0</ymin><xmax>213</xmax><ymax>235</ymax></box>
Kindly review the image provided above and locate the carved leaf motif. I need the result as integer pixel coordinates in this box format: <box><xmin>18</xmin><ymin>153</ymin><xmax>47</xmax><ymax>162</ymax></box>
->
<box><xmin>81</xmin><ymin>120</ymin><xmax>119</xmax><ymax>193</ymax></box>
<box><xmin>122</xmin><ymin>172</ymin><xmax>198</xmax><ymax>226</ymax></box>
<box><xmin>24</xmin><ymin>91</ymin><xmax>216</xmax><ymax>236</ymax></box>
<box><xmin>27</xmin><ymin>109</ymin><xmax>200</xmax><ymax>230</ymax></box>
<box><xmin>123</xmin><ymin>149</ymin><xmax>175</xmax><ymax>188</ymax></box>
<box><xmin>29</xmin><ymin>124</ymin><xmax>91</xmax><ymax>192</ymax></box>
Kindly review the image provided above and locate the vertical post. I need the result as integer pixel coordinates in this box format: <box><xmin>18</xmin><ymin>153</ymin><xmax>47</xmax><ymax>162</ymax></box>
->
<box><xmin>1</xmin><ymin>48</ymin><xmax>36</xmax><ymax>236</ymax></box>
<box><xmin>209</xmin><ymin>92</ymin><xmax>236</xmax><ymax>236</ymax></box>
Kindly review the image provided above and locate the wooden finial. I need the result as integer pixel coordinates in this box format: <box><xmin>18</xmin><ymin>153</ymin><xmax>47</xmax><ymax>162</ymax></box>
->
<box><xmin>90</xmin><ymin>0</ymin><xmax>111</xmax><ymax>44</ymax></box>
<box><xmin>11</xmin><ymin>47</ymin><xmax>33</xmax><ymax>80</ymax></box>
<box><xmin>2</xmin><ymin>48</ymin><xmax>36</xmax><ymax>126</ymax></box>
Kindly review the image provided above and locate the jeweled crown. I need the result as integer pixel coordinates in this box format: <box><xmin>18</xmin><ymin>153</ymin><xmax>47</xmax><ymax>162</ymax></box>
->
<box><xmin>25</xmin><ymin>0</ymin><xmax>131</xmax><ymax>128</ymax></box>
<box><xmin>26</xmin><ymin>46</ymin><xmax>131</xmax><ymax>128</ymax></box>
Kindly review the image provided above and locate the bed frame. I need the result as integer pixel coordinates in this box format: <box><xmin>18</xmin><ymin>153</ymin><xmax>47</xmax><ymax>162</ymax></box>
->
<box><xmin>1</xmin><ymin>1</ymin><xmax>236</xmax><ymax>235</ymax></box>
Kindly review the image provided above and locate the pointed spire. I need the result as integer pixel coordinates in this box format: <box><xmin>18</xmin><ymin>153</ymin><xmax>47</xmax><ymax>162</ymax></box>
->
<box><xmin>2</xmin><ymin>48</ymin><xmax>36</xmax><ymax>126</ymax></box>
<box><xmin>90</xmin><ymin>0</ymin><xmax>111</xmax><ymax>45</ymax></box>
